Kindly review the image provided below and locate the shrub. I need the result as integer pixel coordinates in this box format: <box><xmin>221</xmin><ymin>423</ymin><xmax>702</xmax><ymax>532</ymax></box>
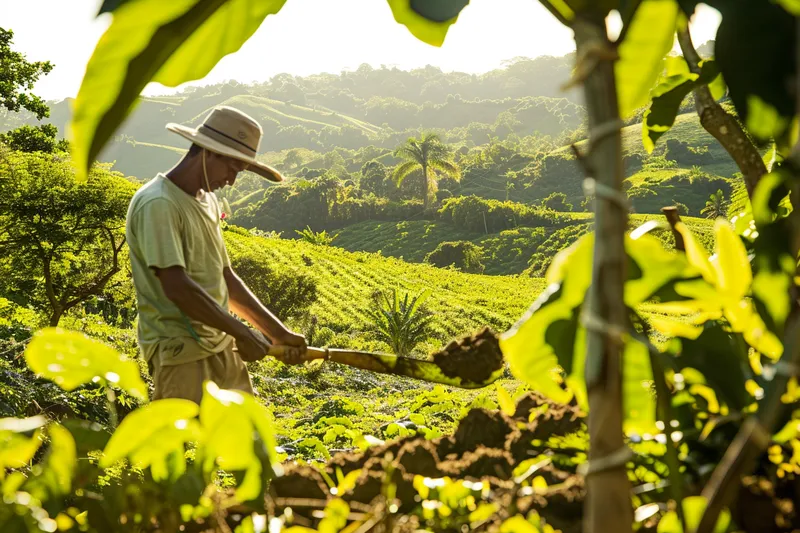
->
<box><xmin>542</xmin><ymin>192</ymin><xmax>573</xmax><ymax>212</ymax></box>
<box><xmin>425</xmin><ymin>241</ymin><xmax>485</xmax><ymax>274</ymax></box>
<box><xmin>438</xmin><ymin>195</ymin><xmax>564</xmax><ymax>233</ymax></box>
<box><xmin>229</xmin><ymin>252</ymin><xmax>317</xmax><ymax>322</ymax></box>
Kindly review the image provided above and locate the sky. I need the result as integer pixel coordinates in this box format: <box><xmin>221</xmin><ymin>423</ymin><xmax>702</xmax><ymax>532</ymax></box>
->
<box><xmin>1</xmin><ymin>0</ymin><xmax>722</xmax><ymax>102</ymax></box>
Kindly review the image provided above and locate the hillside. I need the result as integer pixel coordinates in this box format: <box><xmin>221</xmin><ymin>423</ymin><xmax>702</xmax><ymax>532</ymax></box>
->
<box><xmin>223</xmin><ymin>227</ymin><xmax>545</xmax><ymax>355</ymax></box>
<box><xmin>1</xmin><ymin>56</ymin><xmax>588</xmax><ymax>181</ymax></box>
<box><xmin>332</xmin><ymin>214</ymin><xmax>715</xmax><ymax>275</ymax></box>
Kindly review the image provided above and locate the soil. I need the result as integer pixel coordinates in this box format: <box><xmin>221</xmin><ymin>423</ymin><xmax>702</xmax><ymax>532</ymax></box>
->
<box><xmin>269</xmin><ymin>391</ymin><xmax>588</xmax><ymax>532</ymax></box>
<box><xmin>266</xmin><ymin>389</ymin><xmax>800</xmax><ymax>533</ymax></box>
<box><xmin>431</xmin><ymin>327</ymin><xmax>504</xmax><ymax>385</ymax></box>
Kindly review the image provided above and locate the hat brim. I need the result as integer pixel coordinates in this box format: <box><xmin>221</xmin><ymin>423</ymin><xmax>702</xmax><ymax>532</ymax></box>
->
<box><xmin>166</xmin><ymin>123</ymin><xmax>283</xmax><ymax>183</ymax></box>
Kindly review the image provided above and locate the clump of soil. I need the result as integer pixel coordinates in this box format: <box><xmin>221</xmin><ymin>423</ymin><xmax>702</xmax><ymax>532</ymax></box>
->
<box><xmin>269</xmin><ymin>391</ymin><xmax>588</xmax><ymax>532</ymax></box>
<box><xmin>431</xmin><ymin>327</ymin><xmax>504</xmax><ymax>384</ymax></box>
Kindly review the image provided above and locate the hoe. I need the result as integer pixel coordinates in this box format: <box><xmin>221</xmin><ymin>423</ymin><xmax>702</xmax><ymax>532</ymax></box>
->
<box><xmin>263</xmin><ymin>327</ymin><xmax>504</xmax><ymax>389</ymax></box>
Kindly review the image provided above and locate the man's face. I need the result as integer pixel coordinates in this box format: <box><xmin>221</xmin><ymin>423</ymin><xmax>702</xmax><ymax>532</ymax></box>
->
<box><xmin>205</xmin><ymin>152</ymin><xmax>250</xmax><ymax>191</ymax></box>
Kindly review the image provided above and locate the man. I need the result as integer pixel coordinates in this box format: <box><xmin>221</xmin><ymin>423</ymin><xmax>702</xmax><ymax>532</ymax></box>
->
<box><xmin>126</xmin><ymin>105</ymin><xmax>307</xmax><ymax>404</ymax></box>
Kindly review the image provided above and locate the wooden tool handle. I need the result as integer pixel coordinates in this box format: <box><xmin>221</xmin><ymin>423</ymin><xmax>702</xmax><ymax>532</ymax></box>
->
<box><xmin>266</xmin><ymin>345</ymin><xmax>328</xmax><ymax>362</ymax></box>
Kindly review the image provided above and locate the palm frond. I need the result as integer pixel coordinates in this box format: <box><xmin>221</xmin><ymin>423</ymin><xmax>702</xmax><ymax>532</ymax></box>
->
<box><xmin>428</xmin><ymin>159</ymin><xmax>461</xmax><ymax>180</ymax></box>
<box><xmin>392</xmin><ymin>161</ymin><xmax>419</xmax><ymax>185</ymax></box>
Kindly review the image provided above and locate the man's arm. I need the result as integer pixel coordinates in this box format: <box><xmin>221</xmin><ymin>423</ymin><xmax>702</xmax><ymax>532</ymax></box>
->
<box><xmin>156</xmin><ymin>266</ymin><xmax>268</xmax><ymax>362</ymax></box>
<box><xmin>223</xmin><ymin>266</ymin><xmax>307</xmax><ymax>350</ymax></box>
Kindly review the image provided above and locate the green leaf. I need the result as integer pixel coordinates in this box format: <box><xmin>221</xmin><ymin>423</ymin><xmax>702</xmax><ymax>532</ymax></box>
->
<box><xmin>71</xmin><ymin>0</ymin><xmax>288</xmax><ymax>180</ymax></box>
<box><xmin>199</xmin><ymin>382</ymin><xmax>277</xmax><ymax>502</ymax></box>
<box><xmin>500</xmin><ymin>515</ymin><xmax>540</xmax><ymax>533</ymax></box>
<box><xmin>101</xmin><ymin>399</ymin><xmax>199</xmax><ymax>479</ymax></box>
<box><xmin>657</xmin><ymin>496</ymin><xmax>730</xmax><ymax>533</ymax></box>
<box><xmin>25</xmin><ymin>328</ymin><xmax>147</xmax><ymax>400</ymax></box>
<box><xmin>777</xmin><ymin>0</ymin><xmax>800</xmax><ymax>15</ymax></box>
<box><xmin>642</xmin><ymin>60</ymin><xmax>721</xmax><ymax>152</ymax></box>
<box><xmin>622</xmin><ymin>339</ymin><xmax>657</xmax><ymax>435</ymax></box>
<box><xmin>495</xmin><ymin>383</ymin><xmax>516</xmax><ymax>416</ymax></box>
<box><xmin>97</xmin><ymin>0</ymin><xmax>134</xmax><ymax>14</ymax></box>
<box><xmin>674</xmin><ymin>326</ymin><xmax>753</xmax><ymax>411</ymax></box>
<box><xmin>318</xmin><ymin>498</ymin><xmax>349</xmax><ymax>533</ymax></box>
<box><xmin>746</xmin><ymin>95</ymin><xmax>790</xmax><ymax>141</ymax></box>
<box><xmin>408</xmin><ymin>0</ymin><xmax>469</xmax><ymax>22</ymax></box>
<box><xmin>500</xmin><ymin>235</ymin><xmax>594</xmax><ymax>405</ymax></box>
<box><xmin>25</xmin><ymin>423</ymin><xmax>77</xmax><ymax>500</ymax></box>
<box><xmin>710</xmin><ymin>219</ymin><xmax>751</xmax><ymax>300</ymax></box>
<box><xmin>616</xmin><ymin>0</ymin><xmax>679</xmax><ymax>118</ymax></box>
<box><xmin>386</xmin><ymin>0</ymin><xmax>463</xmax><ymax>46</ymax></box>
<box><xmin>0</xmin><ymin>417</ymin><xmax>46</xmax><ymax>476</ymax></box>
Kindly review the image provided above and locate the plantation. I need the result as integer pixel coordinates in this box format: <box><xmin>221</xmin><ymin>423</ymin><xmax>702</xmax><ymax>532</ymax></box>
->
<box><xmin>2</xmin><ymin>1</ymin><xmax>800</xmax><ymax>532</ymax></box>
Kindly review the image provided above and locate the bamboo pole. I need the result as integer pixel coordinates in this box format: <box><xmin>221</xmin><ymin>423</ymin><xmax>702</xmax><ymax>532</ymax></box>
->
<box><xmin>572</xmin><ymin>13</ymin><xmax>634</xmax><ymax>533</ymax></box>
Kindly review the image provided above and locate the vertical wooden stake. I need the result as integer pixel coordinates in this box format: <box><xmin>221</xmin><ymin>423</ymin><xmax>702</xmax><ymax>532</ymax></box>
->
<box><xmin>573</xmin><ymin>14</ymin><xmax>634</xmax><ymax>533</ymax></box>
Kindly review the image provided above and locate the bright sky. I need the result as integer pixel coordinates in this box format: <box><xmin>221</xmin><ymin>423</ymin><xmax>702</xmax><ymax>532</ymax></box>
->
<box><xmin>1</xmin><ymin>0</ymin><xmax>722</xmax><ymax>102</ymax></box>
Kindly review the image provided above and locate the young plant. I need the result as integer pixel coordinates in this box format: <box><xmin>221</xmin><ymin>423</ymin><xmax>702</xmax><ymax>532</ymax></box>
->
<box><xmin>367</xmin><ymin>289</ymin><xmax>432</xmax><ymax>357</ymax></box>
<box><xmin>295</xmin><ymin>225</ymin><xmax>337</xmax><ymax>246</ymax></box>
<box><xmin>700</xmin><ymin>189</ymin><xmax>729</xmax><ymax>220</ymax></box>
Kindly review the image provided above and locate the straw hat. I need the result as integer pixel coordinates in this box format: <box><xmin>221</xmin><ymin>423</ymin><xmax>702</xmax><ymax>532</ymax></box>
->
<box><xmin>166</xmin><ymin>106</ymin><xmax>283</xmax><ymax>182</ymax></box>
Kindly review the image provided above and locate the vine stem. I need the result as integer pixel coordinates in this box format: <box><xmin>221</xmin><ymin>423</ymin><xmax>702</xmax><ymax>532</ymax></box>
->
<box><xmin>106</xmin><ymin>386</ymin><xmax>118</xmax><ymax>429</ymax></box>
<box><xmin>571</xmin><ymin>12</ymin><xmax>633</xmax><ymax>533</ymax></box>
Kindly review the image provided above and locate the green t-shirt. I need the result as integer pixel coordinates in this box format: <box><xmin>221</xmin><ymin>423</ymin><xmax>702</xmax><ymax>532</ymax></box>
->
<box><xmin>126</xmin><ymin>174</ymin><xmax>233</xmax><ymax>366</ymax></box>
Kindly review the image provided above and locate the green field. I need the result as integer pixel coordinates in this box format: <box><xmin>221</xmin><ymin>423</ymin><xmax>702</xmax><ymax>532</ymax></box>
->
<box><xmin>332</xmin><ymin>214</ymin><xmax>715</xmax><ymax>275</ymax></box>
<box><xmin>223</xmin><ymin>228</ymin><xmax>545</xmax><ymax>355</ymax></box>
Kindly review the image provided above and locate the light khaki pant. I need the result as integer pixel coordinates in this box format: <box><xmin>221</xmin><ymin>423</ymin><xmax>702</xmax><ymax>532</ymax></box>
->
<box><xmin>149</xmin><ymin>341</ymin><xmax>254</xmax><ymax>405</ymax></box>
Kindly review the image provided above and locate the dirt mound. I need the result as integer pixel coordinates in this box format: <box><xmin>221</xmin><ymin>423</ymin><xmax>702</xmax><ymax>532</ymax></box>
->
<box><xmin>432</xmin><ymin>327</ymin><xmax>504</xmax><ymax>384</ymax></box>
<box><xmin>269</xmin><ymin>391</ymin><xmax>587</xmax><ymax>532</ymax></box>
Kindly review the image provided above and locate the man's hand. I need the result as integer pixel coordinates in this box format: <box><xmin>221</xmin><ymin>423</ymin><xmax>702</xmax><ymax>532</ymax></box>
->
<box><xmin>236</xmin><ymin>328</ymin><xmax>271</xmax><ymax>363</ymax></box>
<box><xmin>273</xmin><ymin>329</ymin><xmax>307</xmax><ymax>366</ymax></box>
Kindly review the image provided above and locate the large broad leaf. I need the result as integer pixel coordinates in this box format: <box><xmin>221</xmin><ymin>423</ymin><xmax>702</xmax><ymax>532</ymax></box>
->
<box><xmin>500</xmin><ymin>235</ymin><xmax>595</xmax><ymax>405</ymax></box>
<box><xmin>101</xmin><ymin>399</ymin><xmax>200</xmax><ymax>482</ymax></box>
<box><xmin>642</xmin><ymin>60</ymin><xmax>722</xmax><ymax>152</ymax></box>
<box><xmin>714</xmin><ymin>1</ymin><xmax>796</xmax><ymax>142</ymax></box>
<box><xmin>199</xmin><ymin>382</ymin><xmax>277</xmax><ymax>502</ymax></box>
<box><xmin>615</xmin><ymin>0</ymin><xmax>679</xmax><ymax>118</ymax></box>
<box><xmin>0</xmin><ymin>417</ymin><xmax>46</xmax><ymax>476</ymax></box>
<box><xmin>500</xmin><ymin>231</ymin><xmax>688</xmax><ymax>434</ymax></box>
<box><xmin>71</xmin><ymin>0</ymin><xmax>288</xmax><ymax>180</ymax></box>
<box><xmin>25</xmin><ymin>328</ymin><xmax>147</xmax><ymax>400</ymax></box>
<box><xmin>673</xmin><ymin>326</ymin><xmax>753</xmax><ymax>411</ymax></box>
<box><xmin>386</xmin><ymin>0</ymin><xmax>465</xmax><ymax>46</ymax></box>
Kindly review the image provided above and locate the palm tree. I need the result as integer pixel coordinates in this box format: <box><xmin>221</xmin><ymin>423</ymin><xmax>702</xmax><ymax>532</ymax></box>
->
<box><xmin>366</xmin><ymin>289</ymin><xmax>431</xmax><ymax>357</ymax></box>
<box><xmin>392</xmin><ymin>132</ymin><xmax>460</xmax><ymax>210</ymax></box>
<box><xmin>701</xmin><ymin>189</ymin><xmax>729</xmax><ymax>219</ymax></box>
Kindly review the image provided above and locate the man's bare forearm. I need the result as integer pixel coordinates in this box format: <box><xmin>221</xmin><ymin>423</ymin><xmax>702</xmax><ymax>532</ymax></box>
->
<box><xmin>158</xmin><ymin>267</ymin><xmax>249</xmax><ymax>340</ymax></box>
<box><xmin>223</xmin><ymin>267</ymin><xmax>290</xmax><ymax>343</ymax></box>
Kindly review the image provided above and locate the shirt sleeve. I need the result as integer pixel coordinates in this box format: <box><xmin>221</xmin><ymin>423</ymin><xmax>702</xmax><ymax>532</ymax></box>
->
<box><xmin>133</xmin><ymin>198</ymin><xmax>186</xmax><ymax>270</ymax></box>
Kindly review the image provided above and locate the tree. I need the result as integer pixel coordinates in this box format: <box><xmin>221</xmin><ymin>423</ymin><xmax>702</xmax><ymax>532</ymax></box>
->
<box><xmin>0</xmin><ymin>149</ymin><xmax>136</xmax><ymax>326</ymax></box>
<box><xmin>424</xmin><ymin>241</ymin><xmax>485</xmax><ymax>274</ymax></box>
<box><xmin>542</xmin><ymin>192</ymin><xmax>573</xmax><ymax>212</ymax></box>
<box><xmin>0</xmin><ymin>124</ymin><xmax>68</xmax><ymax>153</ymax></box>
<box><xmin>359</xmin><ymin>160</ymin><xmax>390</xmax><ymax>197</ymax></box>
<box><xmin>392</xmin><ymin>132</ymin><xmax>460</xmax><ymax>210</ymax></box>
<box><xmin>700</xmin><ymin>189</ymin><xmax>729</xmax><ymax>219</ymax></box>
<box><xmin>282</xmin><ymin>148</ymin><xmax>303</xmax><ymax>170</ymax></box>
<box><xmin>367</xmin><ymin>289</ymin><xmax>431</xmax><ymax>357</ymax></box>
<box><xmin>0</xmin><ymin>28</ymin><xmax>53</xmax><ymax>119</ymax></box>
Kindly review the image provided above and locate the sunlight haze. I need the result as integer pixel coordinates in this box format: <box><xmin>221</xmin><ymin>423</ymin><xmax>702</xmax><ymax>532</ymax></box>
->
<box><xmin>1</xmin><ymin>0</ymin><xmax>721</xmax><ymax>101</ymax></box>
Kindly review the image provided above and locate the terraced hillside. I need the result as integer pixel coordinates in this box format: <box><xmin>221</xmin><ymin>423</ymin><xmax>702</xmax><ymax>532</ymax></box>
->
<box><xmin>223</xmin><ymin>227</ymin><xmax>546</xmax><ymax>356</ymax></box>
<box><xmin>333</xmin><ymin>214</ymin><xmax>715</xmax><ymax>275</ymax></box>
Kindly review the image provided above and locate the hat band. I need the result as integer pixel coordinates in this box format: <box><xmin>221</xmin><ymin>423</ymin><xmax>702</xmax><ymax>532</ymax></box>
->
<box><xmin>197</xmin><ymin>124</ymin><xmax>257</xmax><ymax>157</ymax></box>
